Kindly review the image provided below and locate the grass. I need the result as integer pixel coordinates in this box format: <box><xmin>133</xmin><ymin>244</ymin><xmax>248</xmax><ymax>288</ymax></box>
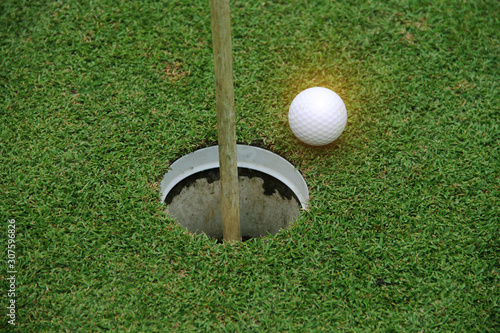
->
<box><xmin>1</xmin><ymin>0</ymin><xmax>498</xmax><ymax>331</ymax></box>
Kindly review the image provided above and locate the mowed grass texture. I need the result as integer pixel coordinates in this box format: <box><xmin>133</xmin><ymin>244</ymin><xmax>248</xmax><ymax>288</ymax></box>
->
<box><xmin>1</xmin><ymin>0</ymin><xmax>498</xmax><ymax>331</ymax></box>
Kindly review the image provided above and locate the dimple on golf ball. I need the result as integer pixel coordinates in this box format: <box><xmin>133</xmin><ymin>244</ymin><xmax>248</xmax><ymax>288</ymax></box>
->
<box><xmin>288</xmin><ymin>87</ymin><xmax>347</xmax><ymax>146</ymax></box>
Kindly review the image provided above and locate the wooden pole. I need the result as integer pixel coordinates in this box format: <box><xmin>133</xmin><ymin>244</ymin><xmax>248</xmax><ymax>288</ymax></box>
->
<box><xmin>209</xmin><ymin>0</ymin><xmax>241</xmax><ymax>242</ymax></box>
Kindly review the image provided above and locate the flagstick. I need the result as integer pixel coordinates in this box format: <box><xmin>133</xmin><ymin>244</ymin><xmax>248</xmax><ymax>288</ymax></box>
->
<box><xmin>210</xmin><ymin>0</ymin><xmax>241</xmax><ymax>242</ymax></box>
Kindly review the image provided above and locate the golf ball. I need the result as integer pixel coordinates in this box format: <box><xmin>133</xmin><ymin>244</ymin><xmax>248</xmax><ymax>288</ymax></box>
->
<box><xmin>288</xmin><ymin>87</ymin><xmax>347</xmax><ymax>146</ymax></box>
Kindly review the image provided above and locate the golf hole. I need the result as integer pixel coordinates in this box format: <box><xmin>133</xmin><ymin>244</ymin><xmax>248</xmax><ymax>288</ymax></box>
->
<box><xmin>160</xmin><ymin>145</ymin><xmax>309</xmax><ymax>241</ymax></box>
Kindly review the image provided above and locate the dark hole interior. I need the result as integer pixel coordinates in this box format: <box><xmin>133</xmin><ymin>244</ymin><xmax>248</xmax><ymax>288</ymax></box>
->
<box><xmin>163</xmin><ymin>167</ymin><xmax>302</xmax><ymax>241</ymax></box>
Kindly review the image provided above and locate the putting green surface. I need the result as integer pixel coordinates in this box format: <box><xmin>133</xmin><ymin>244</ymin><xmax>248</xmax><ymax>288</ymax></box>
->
<box><xmin>1</xmin><ymin>0</ymin><xmax>498</xmax><ymax>331</ymax></box>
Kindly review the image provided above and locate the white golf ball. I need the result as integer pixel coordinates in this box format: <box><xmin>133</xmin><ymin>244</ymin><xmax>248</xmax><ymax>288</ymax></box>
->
<box><xmin>288</xmin><ymin>87</ymin><xmax>347</xmax><ymax>146</ymax></box>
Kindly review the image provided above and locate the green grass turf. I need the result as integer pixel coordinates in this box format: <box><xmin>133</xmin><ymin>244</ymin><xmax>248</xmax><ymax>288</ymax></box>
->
<box><xmin>1</xmin><ymin>0</ymin><xmax>498</xmax><ymax>331</ymax></box>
